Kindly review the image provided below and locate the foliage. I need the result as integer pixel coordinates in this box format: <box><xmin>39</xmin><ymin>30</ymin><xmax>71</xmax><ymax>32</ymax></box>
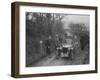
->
<box><xmin>68</xmin><ymin>22</ymin><xmax>89</xmax><ymax>50</ymax></box>
<box><xmin>26</xmin><ymin>12</ymin><xmax>65</xmax><ymax>66</ymax></box>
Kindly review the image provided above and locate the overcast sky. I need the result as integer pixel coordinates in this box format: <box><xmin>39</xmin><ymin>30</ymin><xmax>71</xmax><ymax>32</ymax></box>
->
<box><xmin>62</xmin><ymin>14</ymin><xmax>90</xmax><ymax>30</ymax></box>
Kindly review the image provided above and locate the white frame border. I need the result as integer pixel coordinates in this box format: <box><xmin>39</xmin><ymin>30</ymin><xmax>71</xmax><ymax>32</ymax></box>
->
<box><xmin>19</xmin><ymin>5</ymin><xmax>96</xmax><ymax>75</ymax></box>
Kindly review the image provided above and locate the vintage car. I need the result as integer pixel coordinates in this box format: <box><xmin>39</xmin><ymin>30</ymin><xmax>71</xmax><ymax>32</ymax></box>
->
<box><xmin>56</xmin><ymin>44</ymin><xmax>74</xmax><ymax>60</ymax></box>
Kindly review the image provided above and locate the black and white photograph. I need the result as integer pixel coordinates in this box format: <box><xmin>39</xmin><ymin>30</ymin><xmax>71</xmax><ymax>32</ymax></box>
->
<box><xmin>11</xmin><ymin>2</ymin><xmax>97</xmax><ymax>78</ymax></box>
<box><xmin>26</xmin><ymin>12</ymin><xmax>90</xmax><ymax>67</ymax></box>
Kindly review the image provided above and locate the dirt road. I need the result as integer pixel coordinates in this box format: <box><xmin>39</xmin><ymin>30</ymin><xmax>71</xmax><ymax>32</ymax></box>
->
<box><xmin>28</xmin><ymin>47</ymin><xmax>89</xmax><ymax>67</ymax></box>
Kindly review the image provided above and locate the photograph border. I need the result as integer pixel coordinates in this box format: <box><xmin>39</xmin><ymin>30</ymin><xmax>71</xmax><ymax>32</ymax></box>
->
<box><xmin>11</xmin><ymin>2</ymin><xmax>98</xmax><ymax>78</ymax></box>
